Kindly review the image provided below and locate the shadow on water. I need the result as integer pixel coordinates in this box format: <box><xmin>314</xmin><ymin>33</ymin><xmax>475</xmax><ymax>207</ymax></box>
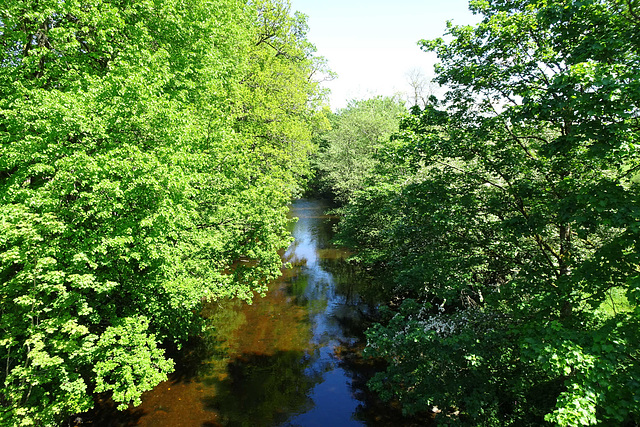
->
<box><xmin>80</xmin><ymin>199</ymin><xmax>433</xmax><ymax>426</ymax></box>
<box><xmin>203</xmin><ymin>351</ymin><xmax>321</xmax><ymax>427</ymax></box>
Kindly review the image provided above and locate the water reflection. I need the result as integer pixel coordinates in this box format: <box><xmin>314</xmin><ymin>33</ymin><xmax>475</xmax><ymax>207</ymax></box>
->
<box><xmin>112</xmin><ymin>199</ymin><xmax>419</xmax><ymax>426</ymax></box>
<box><xmin>277</xmin><ymin>200</ymin><xmax>365</xmax><ymax>427</ymax></box>
<box><xmin>205</xmin><ymin>351</ymin><xmax>319</xmax><ymax>427</ymax></box>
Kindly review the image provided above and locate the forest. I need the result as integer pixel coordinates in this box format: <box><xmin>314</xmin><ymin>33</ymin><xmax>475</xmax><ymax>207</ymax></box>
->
<box><xmin>1</xmin><ymin>0</ymin><xmax>639</xmax><ymax>426</ymax></box>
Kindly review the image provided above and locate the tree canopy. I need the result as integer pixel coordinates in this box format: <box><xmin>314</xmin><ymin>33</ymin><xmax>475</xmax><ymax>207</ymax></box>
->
<box><xmin>332</xmin><ymin>0</ymin><xmax>640</xmax><ymax>424</ymax></box>
<box><xmin>314</xmin><ymin>96</ymin><xmax>406</xmax><ymax>204</ymax></box>
<box><xmin>0</xmin><ymin>0</ymin><xmax>326</xmax><ymax>425</ymax></box>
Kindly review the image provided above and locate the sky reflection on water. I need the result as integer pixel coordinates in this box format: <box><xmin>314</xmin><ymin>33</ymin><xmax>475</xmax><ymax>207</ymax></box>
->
<box><xmin>128</xmin><ymin>199</ymin><xmax>371</xmax><ymax>426</ymax></box>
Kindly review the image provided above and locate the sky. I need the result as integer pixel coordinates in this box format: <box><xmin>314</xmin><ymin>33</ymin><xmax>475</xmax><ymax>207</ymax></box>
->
<box><xmin>288</xmin><ymin>0</ymin><xmax>480</xmax><ymax>110</ymax></box>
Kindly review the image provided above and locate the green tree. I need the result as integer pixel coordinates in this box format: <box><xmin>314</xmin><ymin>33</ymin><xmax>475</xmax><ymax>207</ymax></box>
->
<box><xmin>0</xmin><ymin>0</ymin><xmax>325</xmax><ymax>425</ymax></box>
<box><xmin>232</xmin><ymin>0</ymin><xmax>331</xmax><ymax>196</ymax></box>
<box><xmin>336</xmin><ymin>0</ymin><xmax>640</xmax><ymax>424</ymax></box>
<box><xmin>315</xmin><ymin>96</ymin><xmax>407</xmax><ymax>204</ymax></box>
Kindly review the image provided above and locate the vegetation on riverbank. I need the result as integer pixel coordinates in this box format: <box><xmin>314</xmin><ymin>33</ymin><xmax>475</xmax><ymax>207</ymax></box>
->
<box><xmin>319</xmin><ymin>0</ymin><xmax>640</xmax><ymax>424</ymax></box>
<box><xmin>0</xmin><ymin>0</ymin><xmax>327</xmax><ymax>424</ymax></box>
<box><xmin>3</xmin><ymin>0</ymin><xmax>639</xmax><ymax>425</ymax></box>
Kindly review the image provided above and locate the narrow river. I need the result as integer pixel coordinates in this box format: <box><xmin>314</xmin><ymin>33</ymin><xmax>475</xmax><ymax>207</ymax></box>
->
<box><xmin>103</xmin><ymin>199</ymin><xmax>422</xmax><ymax>426</ymax></box>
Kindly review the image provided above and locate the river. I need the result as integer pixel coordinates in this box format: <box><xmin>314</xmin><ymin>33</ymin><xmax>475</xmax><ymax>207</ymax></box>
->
<box><xmin>97</xmin><ymin>199</ymin><xmax>426</xmax><ymax>426</ymax></box>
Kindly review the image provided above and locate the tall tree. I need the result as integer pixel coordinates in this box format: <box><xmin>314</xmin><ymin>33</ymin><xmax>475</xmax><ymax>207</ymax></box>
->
<box><xmin>232</xmin><ymin>0</ymin><xmax>330</xmax><ymax>195</ymax></box>
<box><xmin>337</xmin><ymin>0</ymin><xmax>640</xmax><ymax>424</ymax></box>
<box><xmin>0</xmin><ymin>0</ymin><xmax>325</xmax><ymax>425</ymax></box>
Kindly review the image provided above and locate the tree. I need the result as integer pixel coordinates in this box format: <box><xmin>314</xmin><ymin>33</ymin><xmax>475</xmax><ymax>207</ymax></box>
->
<box><xmin>315</xmin><ymin>96</ymin><xmax>407</xmax><ymax>204</ymax></box>
<box><xmin>405</xmin><ymin>68</ymin><xmax>436</xmax><ymax>108</ymax></box>
<box><xmin>336</xmin><ymin>0</ymin><xmax>640</xmax><ymax>424</ymax></box>
<box><xmin>0</xmin><ymin>0</ymin><xmax>325</xmax><ymax>425</ymax></box>
<box><xmin>232</xmin><ymin>0</ymin><xmax>331</xmax><ymax>196</ymax></box>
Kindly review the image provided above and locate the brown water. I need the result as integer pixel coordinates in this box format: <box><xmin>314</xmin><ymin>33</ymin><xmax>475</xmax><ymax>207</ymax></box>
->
<box><xmin>93</xmin><ymin>199</ymin><xmax>428</xmax><ymax>426</ymax></box>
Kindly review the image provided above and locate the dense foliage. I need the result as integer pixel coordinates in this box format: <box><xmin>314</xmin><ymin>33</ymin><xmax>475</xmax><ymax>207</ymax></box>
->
<box><xmin>314</xmin><ymin>96</ymin><xmax>406</xmax><ymax>204</ymax></box>
<box><xmin>0</xmin><ymin>0</ymin><xmax>326</xmax><ymax>425</ymax></box>
<box><xmin>333</xmin><ymin>0</ymin><xmax>640</xmax><ymax>424</ymax></box>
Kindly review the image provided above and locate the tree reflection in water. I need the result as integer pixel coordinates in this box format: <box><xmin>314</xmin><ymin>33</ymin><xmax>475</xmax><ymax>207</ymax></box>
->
<box><xmin>98</xmin><ymin>199</ymin><xmax>430</xmax><ymax>426</ymax></box>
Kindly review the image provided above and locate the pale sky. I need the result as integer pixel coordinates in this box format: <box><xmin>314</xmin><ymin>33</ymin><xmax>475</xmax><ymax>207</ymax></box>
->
<box><xmin>289</xmin><ymin>0</ymin><xmax>479</xmax><ymax>110</ymax></box>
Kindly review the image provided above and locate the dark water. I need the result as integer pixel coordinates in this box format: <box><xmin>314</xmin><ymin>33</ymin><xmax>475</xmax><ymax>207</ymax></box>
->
<box><xmin>98</xmin><ymin>199</ymin><xmax>428</xmax><ymax>426</ymax></box>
